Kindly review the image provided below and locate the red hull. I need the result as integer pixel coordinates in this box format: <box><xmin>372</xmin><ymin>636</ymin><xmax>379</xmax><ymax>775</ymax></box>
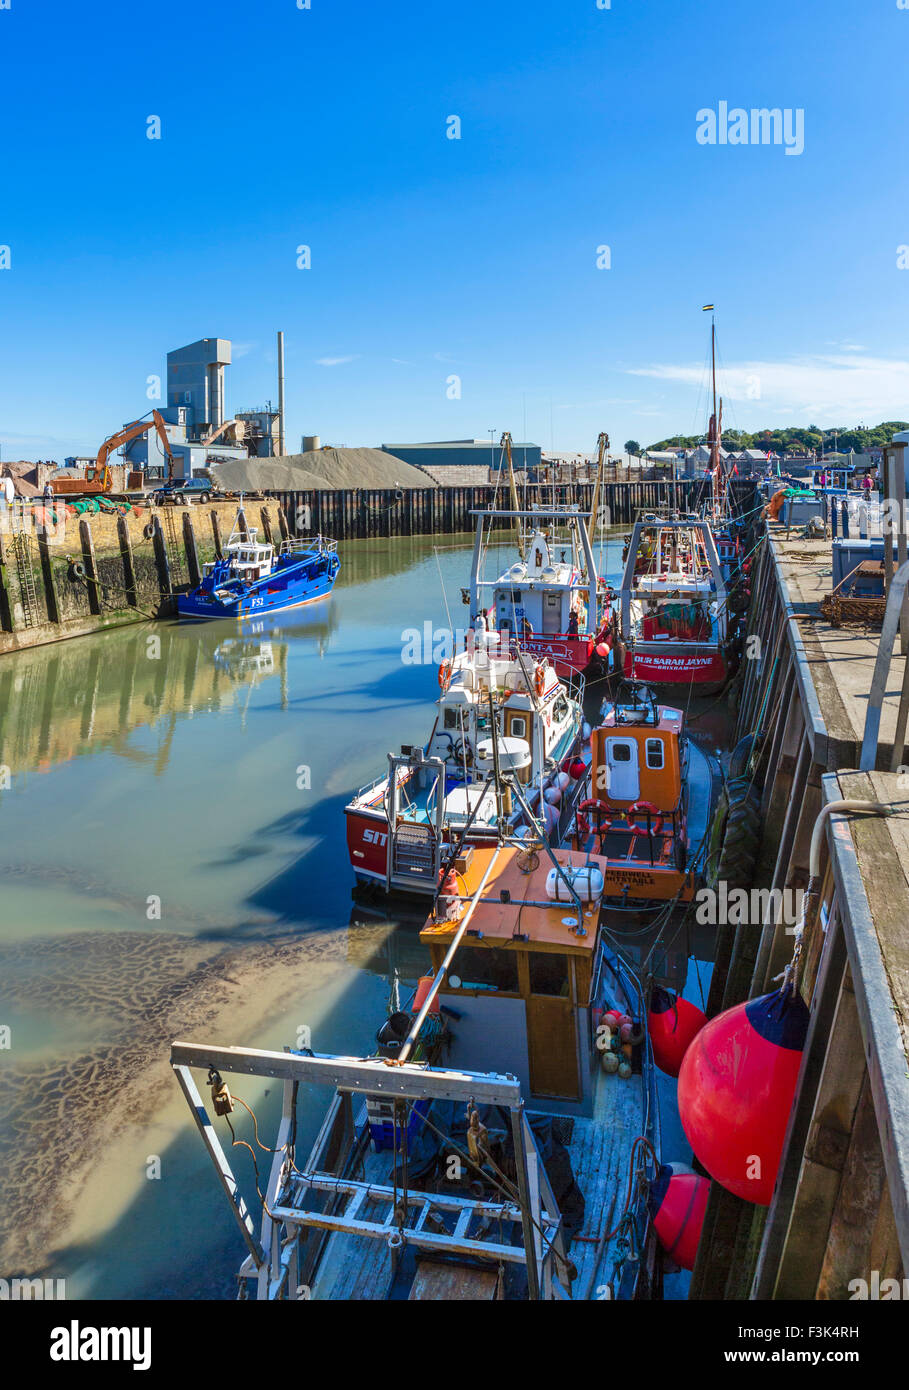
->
<box><xmin>345</xmin><ymin>805</ymin><xmax>498</xmax><ymax>885</ymax></box>
<box><xmin>513</xmin><ymin>632</ymin><xmax>595</xmax><ymax>678</ymax></box>
<box><xmin>624</xmin><ymin>648</ymin><xmax>728</xmax><ymax>687</ymax></box>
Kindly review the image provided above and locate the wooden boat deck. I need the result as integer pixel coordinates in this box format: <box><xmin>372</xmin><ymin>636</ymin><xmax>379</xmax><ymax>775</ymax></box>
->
<box><xmin>310</xmin><ymin>1063</ymin><xmax>648</xmax><ymax>1301</ymax></box>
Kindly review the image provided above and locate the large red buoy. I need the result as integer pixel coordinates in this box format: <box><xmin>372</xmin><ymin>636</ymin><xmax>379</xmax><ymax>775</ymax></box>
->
<box><xmin>648</xmin><ymin>1167</ymin><xmax>709</xmax><ymax>1271</ymax></box>
<box><xmin>647</xmin><ymin>987</ymin><xmax>706</xmax><ymax>1077</ymax></box>
<box><xmin>677</xmin><ymin>988</ymin><xmax>809</xmax><ymax>1206</ymax></box>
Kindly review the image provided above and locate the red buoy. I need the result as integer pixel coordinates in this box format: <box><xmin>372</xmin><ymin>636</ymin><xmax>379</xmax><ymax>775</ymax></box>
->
<box><xmin>647</xmin><ymin>987</ymin><xmax>706</xmax><ymax>1077</ymax></box>
<box><xmin>677</xmin><ymin>989</ymin><xmax>809</xmax><ymax>1205</ymax></box>
<box><xmin>648</xmin><ymin>1167</ymin><xmax>709</xmax><ymax>1271</ymax></box>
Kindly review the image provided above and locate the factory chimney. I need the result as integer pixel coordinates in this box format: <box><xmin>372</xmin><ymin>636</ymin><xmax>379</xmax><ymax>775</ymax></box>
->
<box><xmin>277</xmin><ymin>331</ymin><xmax>286</xmax><ymax>457</ymax></box>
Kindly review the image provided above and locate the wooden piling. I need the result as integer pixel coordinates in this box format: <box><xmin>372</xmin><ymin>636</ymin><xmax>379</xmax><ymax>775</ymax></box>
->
<box><xmin>117</xmin><ymin>513</ymin><xmax>138</xmax><ymax>609</ymax></box>
<box><xmin>79</xmin><ymin>518</ymin><xmax>102</xmax><ymax>616</ymax></box>
<box><xmin>182</xmin><ymin>511</ymin><xmax>201</xmax><ymax>588</ymax></box>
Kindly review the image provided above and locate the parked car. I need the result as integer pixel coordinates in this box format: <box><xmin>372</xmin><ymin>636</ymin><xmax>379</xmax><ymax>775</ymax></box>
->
<box><xmin>150</xmin><ymin>477</ymin><xmax>216</xmax><ymax>505</ymax></box>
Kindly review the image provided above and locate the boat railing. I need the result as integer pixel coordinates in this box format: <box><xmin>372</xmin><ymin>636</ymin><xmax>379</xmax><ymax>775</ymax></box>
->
<box><xmin>279</xmin><ymin>534</ymin><xmax>337</xmax><ymax>556</ymax></box>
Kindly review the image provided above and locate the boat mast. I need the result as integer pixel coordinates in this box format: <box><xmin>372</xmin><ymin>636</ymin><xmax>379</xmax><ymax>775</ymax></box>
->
<box><xmin>703</xmin><ymin>304</ymin><xmax>724</xmax><ymax>520</ymax></box>
<box><xmin>502</xmin><ymin>431</ymin><xmax>525</xmax><ymax>562</ymax></box>
<box><xmin>590</xmin><ymin>431</ymin><xmax>608</xmax><ymax>550</ymax></box>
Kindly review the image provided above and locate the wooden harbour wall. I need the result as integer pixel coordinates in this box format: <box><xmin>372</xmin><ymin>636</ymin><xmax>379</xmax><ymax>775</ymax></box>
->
<box><xmin>0</xmin><ymin>500</ymin><xmax>286</xmax><ymax>656</ymax></box>
<box><xmin>275</xmin><ymin>477</ymin><xmax>727</xmax><ymax>539</ymax></box>
<box><xmin>691</xmin><ymin>521</ymin><xmax>909</xmax><ymax>1300</ymax></box>
<box><xmin>0</xmin><ymin>478</ymin><xmax>740</xmax><ymax>656</ymax></box>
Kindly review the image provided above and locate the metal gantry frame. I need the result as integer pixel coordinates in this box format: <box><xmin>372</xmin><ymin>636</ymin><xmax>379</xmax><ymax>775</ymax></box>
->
<box><xmin>468</xmin><ymin>507</ymin><xmax>601</xmax><ymax>637</ymax></box>
<box><xmin>171</xmin><ymin>1041</ymin><xmax>569</xmax><ymax>1301</ymax></box>
<box><xmin>619</xmin><ymin>515</ymin><xmax>727</xmax><ymax>642</ymax></box>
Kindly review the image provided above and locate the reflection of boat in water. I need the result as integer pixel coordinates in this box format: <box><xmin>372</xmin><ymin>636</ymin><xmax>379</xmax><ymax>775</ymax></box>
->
<box><xmin>172</xmin><ymin>827</ymin><xmax>660</xmax><ymax>1300</ymax></box>
<box><xmin>213</xmin><ymin>638</ymin><xmax>277</xmax><ymax>682</ymax></box>
<box><xmin>0</xmin><ymin>592</ymin><xmax>338</xmax><ymax>782</ymax></box>
<box><xmin>178</xmin><ymin>517</ymin><xmax>339</xmax><ymax>620</ymax></box>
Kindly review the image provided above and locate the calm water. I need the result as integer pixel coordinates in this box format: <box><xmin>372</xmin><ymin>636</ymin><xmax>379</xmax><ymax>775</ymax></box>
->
<box><xmin>0</xmin><ymin>530</ymin><xmax>730</xmax><ymax>1299</ymax></box>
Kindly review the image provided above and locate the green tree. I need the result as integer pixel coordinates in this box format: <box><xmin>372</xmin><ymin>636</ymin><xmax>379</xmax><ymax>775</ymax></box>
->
<box><xmin>624</xmin><ymin>439</ymin><xmax>641</xmax><ymax>455</ymax></box>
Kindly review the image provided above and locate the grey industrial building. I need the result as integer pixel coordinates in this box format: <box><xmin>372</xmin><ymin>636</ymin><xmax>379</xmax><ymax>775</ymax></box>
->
<box><xmin>121</xmin><ymin>338</ymin><xmax>280</xmax><ymax>482</ymax></box>
<box><xmin>381</xmin><ymin>439</ymin><xmax>541</xmax><ymax>478</ymax></box>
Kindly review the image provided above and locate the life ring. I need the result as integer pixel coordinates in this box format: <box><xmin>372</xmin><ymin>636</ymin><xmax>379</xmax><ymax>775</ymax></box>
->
<box><xmin>534</xmin><ymin>663</ymin><xmax>546</xmax><ymax>697</ymax></box>
<box><xmin>575</xmin><ymin>810</ymin><xmax>592</xmax><ymax>842</ymax></box>
<box><xmin>143</xmin><ymin>521</ymin><xmax>156</xmax><ymax>540</ymax></box>
<box><xmin>438</xmin><ymin>659</ymin><xmax>453</xmax><ymax>691</ymax></box>
<box><xmin>626</xmin><ymin>800</ymin><xmax>665</xmax><ymax>836</ymax></box>
<box><xmin>578</xmin><ymin>798</ymin><xmax>610</xmax><ymax>822</ymax></box>
<box><xmin>70</xmin><ymin>560</ymin><xmax>86</xmax><ymax>581</ymax></box>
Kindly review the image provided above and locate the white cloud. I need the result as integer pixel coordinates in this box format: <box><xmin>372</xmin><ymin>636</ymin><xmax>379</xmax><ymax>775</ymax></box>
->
<box><xmin>628</xmin><ymin>353</ymin><xmax>909</xmax><ymax>423</ymax></box>
<box><xmin>315</xmin><ymin>355</ymin><xmax>359</xmax><ymax>367</ymax></box>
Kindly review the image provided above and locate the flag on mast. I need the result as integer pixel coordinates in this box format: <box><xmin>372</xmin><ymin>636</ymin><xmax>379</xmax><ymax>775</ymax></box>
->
<box><xmin>702</xmin><ymin>304</ymin><xmax>714</xmax><ymax>311</ymax></box>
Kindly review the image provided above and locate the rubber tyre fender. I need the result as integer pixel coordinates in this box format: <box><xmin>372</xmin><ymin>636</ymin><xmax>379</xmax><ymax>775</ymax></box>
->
<box><xmin>708</xmin><ymin>775</ymin><xmax>762</xmax><ymax>892</ymax></box>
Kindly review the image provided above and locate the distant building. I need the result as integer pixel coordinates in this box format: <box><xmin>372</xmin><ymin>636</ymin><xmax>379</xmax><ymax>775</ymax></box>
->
<box><xmin>381</xmin><ymin>439</ymin><xmax>542</xmax><ymax>474</ymax></box>
<box><xmin>122</xmin><ymin>337</ymin><xmax>249</xmax><ymax>482</ymax></box>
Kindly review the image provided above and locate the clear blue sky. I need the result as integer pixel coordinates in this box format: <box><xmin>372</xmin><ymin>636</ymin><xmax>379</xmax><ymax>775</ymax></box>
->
<box><xmin>1</xmin><ymin>0</ymin><xmax>907</xmax><ymax>460</ymax></box>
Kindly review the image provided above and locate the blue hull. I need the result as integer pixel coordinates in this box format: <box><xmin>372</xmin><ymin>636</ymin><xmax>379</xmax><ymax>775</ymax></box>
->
<box><xmin>178</xmin><ymin>551</ymin><xmax>339</xmax><ymax>621</ymax></box>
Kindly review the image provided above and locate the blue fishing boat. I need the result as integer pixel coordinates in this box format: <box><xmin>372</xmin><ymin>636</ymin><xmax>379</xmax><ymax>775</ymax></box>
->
<box><xmin>177</xmin><ymin>518</ymin><xmax>339</xmax><ymax>620</ymax></box>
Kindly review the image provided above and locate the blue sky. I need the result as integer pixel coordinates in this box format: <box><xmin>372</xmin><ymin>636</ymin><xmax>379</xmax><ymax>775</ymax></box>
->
<box><xmin>1</xmin><ymin>0</ymin><xmax>908</xmax><ymax>460</ymax></box>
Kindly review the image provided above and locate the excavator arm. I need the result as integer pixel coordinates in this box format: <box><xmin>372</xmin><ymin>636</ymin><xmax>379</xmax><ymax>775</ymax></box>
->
<box><xmin>90</xmin><ymin>410</ymin><xmax>176</xmax><ymax>489</ymax></box>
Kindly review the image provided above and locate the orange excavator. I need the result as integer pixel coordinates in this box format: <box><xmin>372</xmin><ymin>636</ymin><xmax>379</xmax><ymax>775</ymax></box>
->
<box><xmin>52</xmin><ymin>410</ymin><xmax>176</xmax><ymax>495</ymax></box>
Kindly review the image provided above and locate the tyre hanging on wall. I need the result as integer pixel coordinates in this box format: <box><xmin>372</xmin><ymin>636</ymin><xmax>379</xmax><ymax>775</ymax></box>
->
<box><xmin>707</xmin><ymin>773</ymin><xmax>762</xmax><ymax>892</ymax></box>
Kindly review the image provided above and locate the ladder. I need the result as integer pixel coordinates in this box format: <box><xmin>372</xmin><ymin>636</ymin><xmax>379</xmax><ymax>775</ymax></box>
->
<box><xmin>162</xmin><ymin>507</ymin><xmax>186</xmax><ymax>584</ymax></box>
<box><xmin>12</xmin><ymin>534</ymin><xmax>40</xmax><ymax>628</ymax></box>
<box><xmin>385</xmin><ymin>751</ymin><xmax>446</xmax><ymax>893</ymax></box>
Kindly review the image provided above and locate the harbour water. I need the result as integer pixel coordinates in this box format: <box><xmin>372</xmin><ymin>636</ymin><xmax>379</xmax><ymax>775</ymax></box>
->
<box><xmin>0</xmin><ymin>530</ymin><xmax>732</xmax><ymax>1298</ymax></box>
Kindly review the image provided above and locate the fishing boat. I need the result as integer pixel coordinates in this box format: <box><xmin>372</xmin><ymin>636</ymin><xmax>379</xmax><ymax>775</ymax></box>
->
<box><xmin>571</xmin><ymin>683</ymin><xmax>707</xmax><ymax>906</ymax></box>
<box><xmin>171</xmin><ymin>833</ymin><xmax>661</xmax><ymax>1300</ymax></box>
<box><xmin>465</xmin><ymin>433</ymin><xmax>615</xmax><ymax>683</ymax></box>
<box><xmin>613</xmin><ymin>308</ymin><xmax>746</xmax><ymax>691</ymax></box>
<box><xmin>616</xmin><ymin>513</ymin><xmax>736</xmax><ymax>691</ymax></box>
<box><xmin>177</xmin><ymin>517</ymin><xmax>339</xmax><ymax>620</ymax></box>
<box><xmin>344</xmin><ymin>618</ymin><xmax>588</xmax><ymax>893</ymax></box>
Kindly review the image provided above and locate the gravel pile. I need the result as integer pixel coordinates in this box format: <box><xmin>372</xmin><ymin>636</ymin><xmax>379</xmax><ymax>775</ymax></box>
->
<box><xmin>210</xmin><ymin>447</ymin><xmax>436</xmax><ymax>493</ymax></box>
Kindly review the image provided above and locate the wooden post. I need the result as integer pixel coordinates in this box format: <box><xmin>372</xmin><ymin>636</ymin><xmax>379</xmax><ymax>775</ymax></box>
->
<box><xmin>152</xmin><ymin>513</ymin><xmax>172</xmax><ymax>596</ymax></box>
<box><xmin>0</xmin><ymin>532</ymin><xmax>15</xmax><ymax>632</ymax></box>
<box><xmin>117</xmin><ymin>513</ymin><xmax>138</xmax><ymax>608</ymax></box>
<box><xmin>238</xmin><ymin>508</ymin><xmax>250</xmax><ymax>541</ymax></box>
<box><xmin>259</xmin><ymin>507</ymin><xmax>274</xmax><ymax>546</ymax></box>
<box><xmin>37</xmin><ymin>524</ymin><xmax>60</xmax><ymax>624</ymax></box>
<box><xmin>277</xmin><ymin>504</ymin><xmax>289</xmax><ymax>542</ymax></box>
<box><xmin>182</xmin><ymin>510</ymin><xmax>201</xmax><ymax>587</ymax></box>
<box><xmin>211</xmin><ymin>509</ymin><xmax>223</xmax><ymax>559</ymax></box>
<box><xmin>79</xmin><ymin>517</ymin><xmax>102</xmax><ymax>616</ymax></box>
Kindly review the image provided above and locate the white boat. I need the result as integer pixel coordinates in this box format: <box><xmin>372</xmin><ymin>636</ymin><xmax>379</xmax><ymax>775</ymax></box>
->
<box><xmin>344</xmin><ymin>619</ymin><xmax>588</xmax><ymax>893</ymax></box>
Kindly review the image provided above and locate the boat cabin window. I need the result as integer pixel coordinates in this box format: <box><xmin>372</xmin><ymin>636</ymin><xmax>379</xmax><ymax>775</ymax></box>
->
<box><xmin>447</xmin><ymin>946</ymin><xmax>519</xmax><ymax>995</ymax></box>
<box><xmin>612</xmin><ymin>743</ymin><xmax>632</xmax><ymax>763</ymax></box>
<box><xmin>553</xmin><ymin>694</ymin><xmax>569</xmax><ymax>721</ymax></box>
<box><xmin>509</xmin><ymin>715</ymin><xmax>527</xmax><ymax>739</ymax></box>
<box><xmin>645</xmin><ymin>738</ymin><xmax>664</xmax><ymax>769</ymax></box>
<box><xmin>511</xmin><ymin>590</ymin><xmax>522</xmax><ymax>603</ymax></box>
<box><xmin>529</xmin><ymin>952</ymin><xmax>570</xmax><ymax>998</ymax></box>
<box><xmin>443</xmin><ymin>707</ymin><xmax>460</xmax><ymax>730</ymax></box>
